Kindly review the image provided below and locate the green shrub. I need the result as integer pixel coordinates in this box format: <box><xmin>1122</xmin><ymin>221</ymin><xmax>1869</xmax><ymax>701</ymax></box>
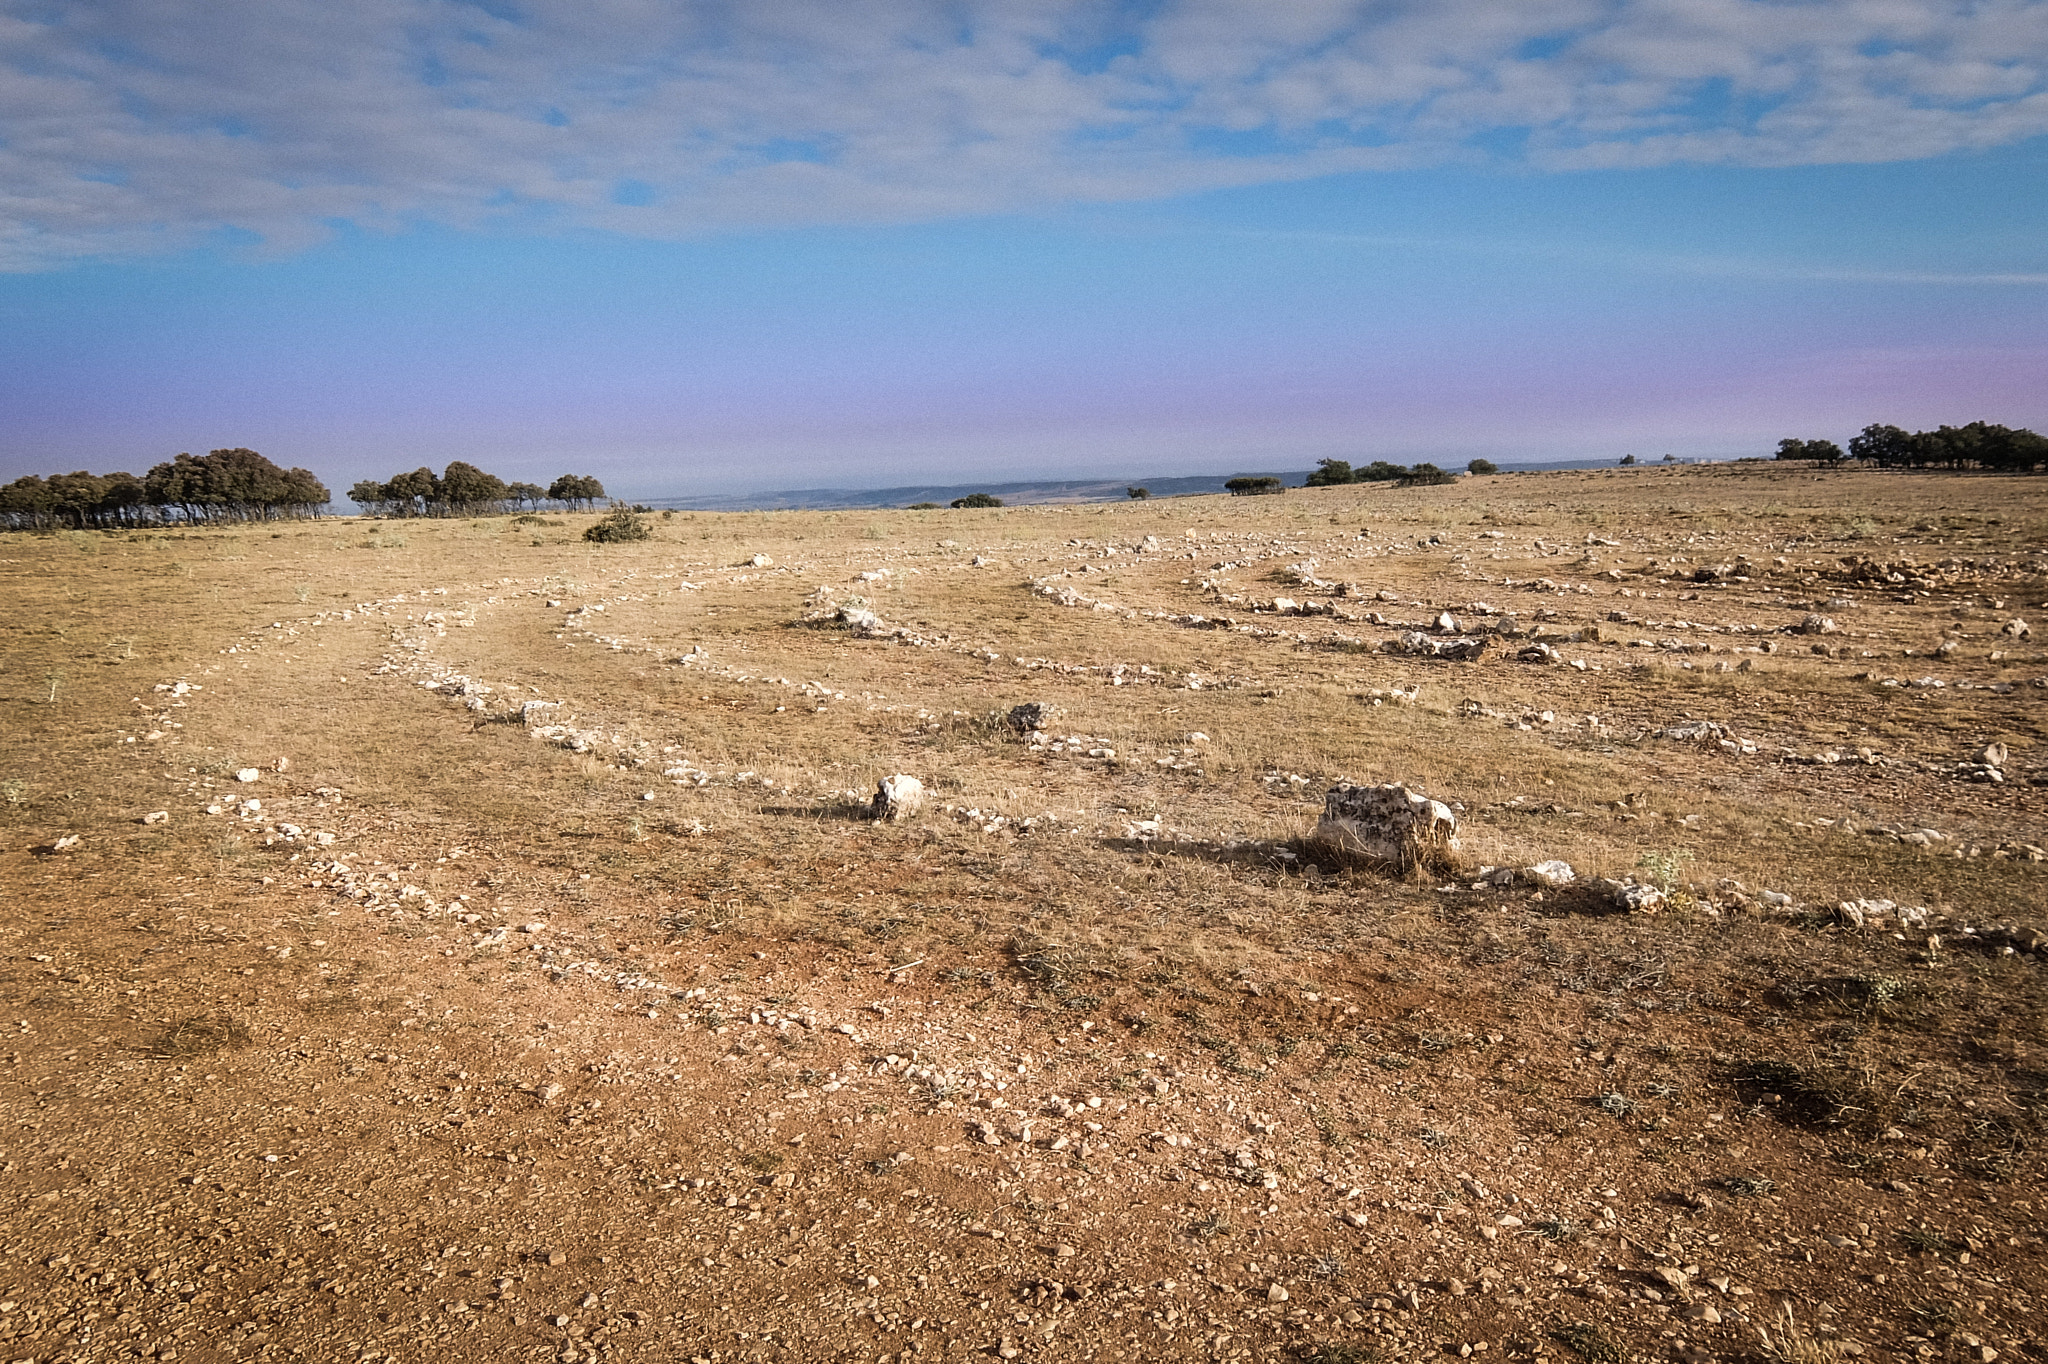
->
<box><xmin>583</xmin><ymin>504</ymin><xmax>651</xmax><ymax>542</ymax></box>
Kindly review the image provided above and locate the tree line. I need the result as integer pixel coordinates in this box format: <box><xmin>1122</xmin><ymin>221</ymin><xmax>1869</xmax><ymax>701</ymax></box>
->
<box><xmin>1301</xmin><ymin>459</ymin><xmax>1466</xmax><ymax>487</ymax></box>
<box><xmin>0</xmin><ymin>449</ymin><xmax>330</xmax><ymax>531</ymax></box>
<box><xmin>1778</xmin><ymin>421</ymin><xmax>2047</xmax><ymax>472</ymax></box>
<box><xmin>347</xmin><ymin>466</ymin><xmax>607</xmax><ymax>517</ymax></box>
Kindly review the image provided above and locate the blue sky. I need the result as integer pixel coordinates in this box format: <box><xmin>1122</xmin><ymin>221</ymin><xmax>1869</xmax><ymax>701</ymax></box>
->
<box><xmin>3</xmin><ymin>1</ymin><xmax>2045</xmax><ymax>498</ymax></box>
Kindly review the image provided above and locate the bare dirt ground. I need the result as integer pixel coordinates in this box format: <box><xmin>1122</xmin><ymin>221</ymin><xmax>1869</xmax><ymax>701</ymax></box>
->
<box><xmin>1</xmin><ymin>463</ymin><xmax>2044</xmax><ymax>1364</ymax></box>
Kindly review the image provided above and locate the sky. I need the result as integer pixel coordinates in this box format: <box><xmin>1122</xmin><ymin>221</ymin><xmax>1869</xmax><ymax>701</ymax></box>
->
<box><xmin>3</xmin><ymin>1</ymin><xmax>2046</xmax><ymax>500</ymax></box>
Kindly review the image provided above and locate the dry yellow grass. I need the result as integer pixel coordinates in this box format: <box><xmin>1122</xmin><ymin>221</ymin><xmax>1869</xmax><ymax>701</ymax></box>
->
<box><xmin>0</xmin><ymin>463</ymin><xmax>2043</xmax><ymax>1362</ymax></box>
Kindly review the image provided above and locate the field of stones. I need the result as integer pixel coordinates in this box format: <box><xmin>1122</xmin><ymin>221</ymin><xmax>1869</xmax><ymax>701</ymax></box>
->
<box><xmin>1</xmin><ymin>461</ymin><xmax>2044</xmax><ymax>1364</ymax></box>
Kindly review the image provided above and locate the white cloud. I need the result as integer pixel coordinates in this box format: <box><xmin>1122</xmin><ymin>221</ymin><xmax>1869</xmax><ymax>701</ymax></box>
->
<box><xmin>2</xmin><ymin>0</ymin><xmax>2045</xmax><ymax>268</ymax></box>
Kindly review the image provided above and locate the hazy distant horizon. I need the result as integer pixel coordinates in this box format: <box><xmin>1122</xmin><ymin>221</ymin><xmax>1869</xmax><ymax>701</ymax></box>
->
<box><xmin>4</xmin><ymin>4</ymin><xmax>2042</xmax><ymax>496</ymax></box>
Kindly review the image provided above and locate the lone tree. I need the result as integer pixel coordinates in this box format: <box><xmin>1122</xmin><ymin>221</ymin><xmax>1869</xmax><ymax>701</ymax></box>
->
<box><xmin>381</xmin><ymin>467</ymin><xmax>439</xmax><ymax>516</ymax></box>
<box><xmin>1467</xmin><ymin>458</ymin><xmax>1498</xmax><ymax>475</ymax></box>
<box><xmin>1224</xmin><ymin>476</ymin><xmax>1284</xmax><ymax>496</ymax></box>
<box><xmin>1619</xmin><ymin>454</ymin><xmax>1637</xmax><ymax>466</ymax></box>
<box><xmin>1398</xmin><ymin>463</ymin><xmax>1455</xmax><ymax>486</ymax></box>
<box><xmin>549</xmin><ymin>474</ymin><xmax>607</xmax><ymax>510</ymax></box>
<box><xmin>1303</xmin><ymin>459</ymin><xmax>1356</xmax><ymax>487</ymax></box>
<box><xmin>1847</xmin><ymin>424</ymin><xmax>1914</xmax><ymax>466</ymax></box>
<box><xmin>950</xmin><ymin>492</ymin><xmax>1003</xmax><ymax>508</ymax></box>
<box><xmin>438</xmin><ymin>460</ymin><xmax>510</xmax><ymax>514</ymax></box>
<box><xmin>1126</xmin><ymin>486</ymin><xmax>1150</xmax><ymax>500</ymax></box>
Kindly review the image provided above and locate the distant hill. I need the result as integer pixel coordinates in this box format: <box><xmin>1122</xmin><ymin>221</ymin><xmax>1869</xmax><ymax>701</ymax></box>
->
<box><xmin>643</xmin><ymin>472</ymin><xmax>1306</xmax><ymax>512</ymax></box>
<box><xmin>638</xmin><ymin>457</ymin><xmax>1687</xmax><ymax>512</ymax></box>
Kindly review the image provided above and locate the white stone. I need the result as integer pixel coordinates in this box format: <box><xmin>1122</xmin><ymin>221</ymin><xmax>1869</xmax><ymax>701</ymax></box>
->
<box><xmin>235</xmin><ymin>768</ymin><xmax>261</xmax><ymax>783</ymax></box>
<box><xmin>871</xmin><ymin>774</ymin><xmax>925</xmax><ymax>822</ymax></box>
<box><xmin>1597</xmin><ymin>878</ymin><xmax>1666</xmax><ymax>913</ymax></box>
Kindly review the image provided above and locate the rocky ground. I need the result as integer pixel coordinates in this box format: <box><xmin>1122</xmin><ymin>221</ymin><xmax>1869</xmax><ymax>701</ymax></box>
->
<box><xmin>1</xmin><ymin>465</ymin><xmax>2044</xmax><ymax>1364</ymax></box>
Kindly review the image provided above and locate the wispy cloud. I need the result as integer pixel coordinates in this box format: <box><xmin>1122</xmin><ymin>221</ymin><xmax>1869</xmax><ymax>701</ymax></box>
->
<box><xmin>1169</xmin><ymin>224</ymin><xmax>2048</xmax><ymax>285</ymax></box>
<box><xmin>3</xmin><ymin>0</ymin><xmax>2046</xmax><ymax>269</ymax></box>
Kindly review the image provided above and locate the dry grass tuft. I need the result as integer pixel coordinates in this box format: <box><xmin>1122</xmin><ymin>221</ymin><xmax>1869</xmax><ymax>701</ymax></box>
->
<box><xmin>1755</xmin><ymin>1303</ymin><xmax>1846</xmax><ymax>1364</ymax></box>
<box><xmin>146</xmin><ymin>1012</ymin><xmax>252</xmax><ymax>1059</ymax></box>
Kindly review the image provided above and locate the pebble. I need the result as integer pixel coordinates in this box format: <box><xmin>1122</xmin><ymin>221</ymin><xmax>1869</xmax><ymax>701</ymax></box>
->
<box><xmin>545</xmin><ymin>1249</ymin><xmax>567</xmax><ymax>1266</ymax></box>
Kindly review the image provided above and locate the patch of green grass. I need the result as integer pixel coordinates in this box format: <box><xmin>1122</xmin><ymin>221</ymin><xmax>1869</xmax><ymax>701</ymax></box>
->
<box><xmin>1551</xmin><ymin>1323</ymin><xmax>1623</xmax><ymax>1364</ymax></box>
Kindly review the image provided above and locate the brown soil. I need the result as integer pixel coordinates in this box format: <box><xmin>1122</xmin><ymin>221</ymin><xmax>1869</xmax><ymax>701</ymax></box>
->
<box><xmin>1</xmin><ymin>465</ymin><xmax>2043</xmax><ymax>1364</ymax></box>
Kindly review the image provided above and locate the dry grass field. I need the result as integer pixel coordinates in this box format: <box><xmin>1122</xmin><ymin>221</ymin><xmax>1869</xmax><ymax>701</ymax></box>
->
<box><xmin>1</xmin><ymin>462</ymin><xmax>2044</xmax><ymax>1364</ymax></box>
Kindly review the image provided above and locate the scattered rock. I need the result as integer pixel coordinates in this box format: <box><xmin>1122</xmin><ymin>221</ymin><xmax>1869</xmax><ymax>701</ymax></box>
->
<box><xmin>1797</xmin><ymin>614</ymin><xmax>1840</xmax><ymax>634</ymax></box>
<box><xmin>1520</xmin><ymin>860</ymin><xmax>1576</xmax><ymax>887</ymax></box>
<box><xmin>2002</xmin><ymin>618</ymin><xmax>2031</xmax><ymax>640</ymax></box>
<box><xmin>1595</xmin><ymin>878</ymin><xmax>1665</xmax><ymax>913</ymax></box>
<box><xmin>1312</xmin><ymin>783</ymin><xmax>1461</xmax><ymax>873</ymax></box>
<box><xmin>1006</xmin><ymin>702</ymin><xmax>1054</xmax><ymax>732</ymax></box>
<box><xmin>141</xmin><ymin>811</ymin><xmax>170</xmax><ymax>825</ymax></box>
<box><xmin>1384</xmin><ymin>631</ymin><xmax>1488</xmax><ymax>661</ymax></box>
<box><xmin>871</xmin><ymin>774</ymin><xmax>925</xmax><ymax>822</ymax></box>
<box><xmin>235</xmin><ymin>768</ymin><xmax>261</xmax><ymax>783</ymax></box>
<box><xmin>838</xmin><ymin>606</ymin><xmax>889</xmax><ymax>637</ymax></box>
